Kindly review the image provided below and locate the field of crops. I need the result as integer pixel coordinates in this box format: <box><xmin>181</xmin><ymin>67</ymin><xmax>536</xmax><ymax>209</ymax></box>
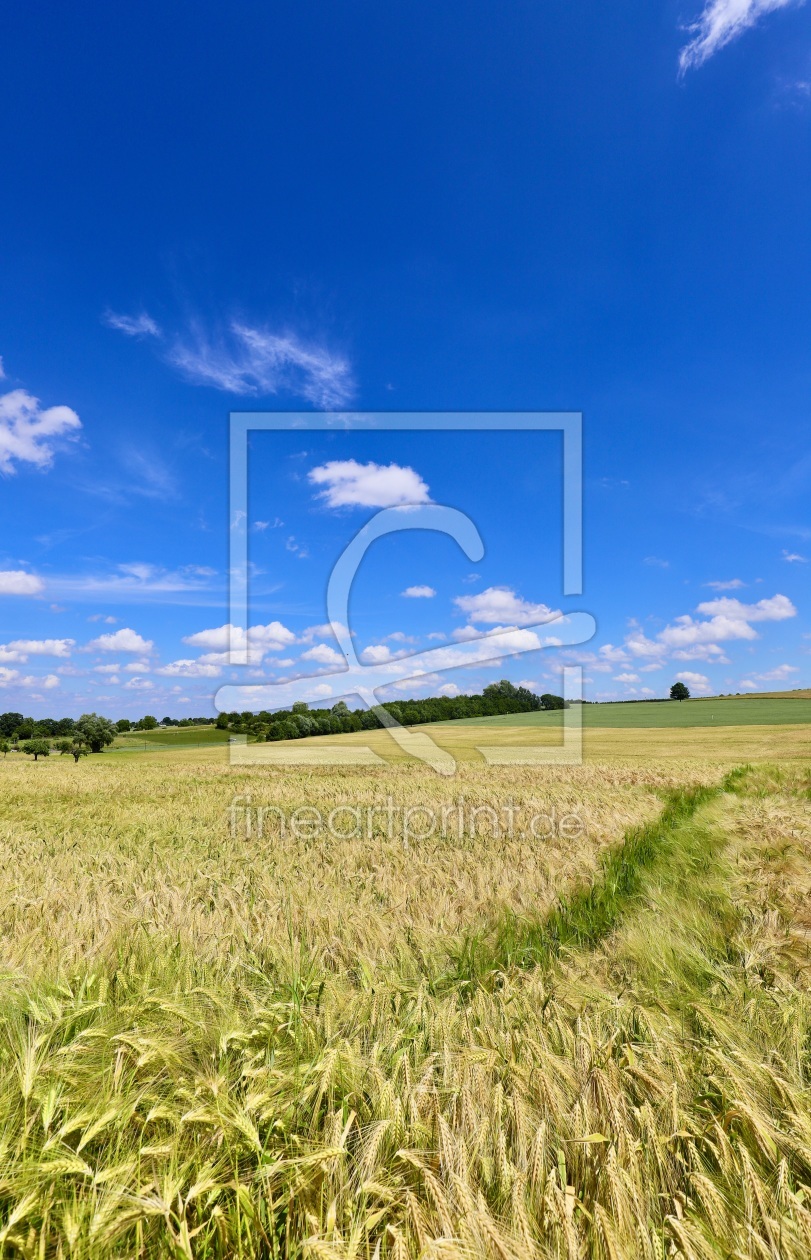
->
<box><xmin>446</xmin><ymin>696</ymin><xmax>811</xmax><ymax>727</ymax></box>
<box><xmin>1</xmin><ymin>726</ymin><xmax>810</xmax><ymax>1257</ymax></box>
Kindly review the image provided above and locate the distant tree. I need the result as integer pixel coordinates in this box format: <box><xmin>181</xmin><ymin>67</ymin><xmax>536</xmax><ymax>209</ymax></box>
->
<box><xmin>215</xmin><ymin>713</ymin><xmax>230</xmax><ymax>729</ymax></box>
<box><xmin>0</xmin><ymin>739</ymin><xmax>9</xmax><ymax>757</ymax></box>
<box><xmin>291</xmin><ymin>700</ymin><xmax>309</xmax><ymax>714</ymax></box>
<box><xmin>670</xmin><ymin>682</ymin><xmax>690</xmax><ymax>702</ymax></box>
<box><xmin>0</xmin><ymin>712</ymin><xmax>23</xmax><ymax>739</ymax></box>
<box><xmin>55</xmin><ymin>738</ymin><xmax>89</xmax><ymax>763</ymax></box>
<box><xmin>135</xmin><ymin>715</ymin><xmax>158</xmax><ymax>731</ymax></box>
<box><xmin>116</xmin><ymin>718</ymin><xmax>132</xmax><ymax>732</ymax></box>
<box><xmin>331</xmin><ymin>701</ymin><xmax>350</xmax><ymax>716</ymax></box>
<box><xmin>75</xmin><ymin>712</ymin><xmax>116</xmax><ymax>752</ymax></box>
<box><xmin>540</xmin><ymin>693</ymin><xmax>567</xmax><ymax>710</ymax></box>
<box><xmin>22</xmin><ymin>738</ymin><xmax>50</xmax><ymax>761</ymax></box>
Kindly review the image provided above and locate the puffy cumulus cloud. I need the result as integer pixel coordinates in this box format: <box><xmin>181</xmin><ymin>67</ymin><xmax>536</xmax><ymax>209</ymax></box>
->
<box><xmin>615</xmin><ymin>672</ymin><xmax>640</xmax><ymax>683</ymax></box>
<box><xmin>123</xmin><ymin>677</ymin><xmax>154</xmax><ymax>690</ymax></box>
<box><xmin>299</xmin><ymin>622</ymin><xmax>350</xmax><ymax>644</ymax></box>
<box><xmin>156</xmin><ymin>659</ymin><xmax>222</xmax><ymax>678</ymax></box>
<box><xmin>0</xmin><ymin>389</ymin><xmax>81</xmax><ymax>474</ymax></box>
<box><xmin>694</xmin><ymin>593</ymin><xmax>796</xmax><ymax>623</ymax></box>
<box><xmin>183</xmin><ymin>620</ymin><xmax>296</xmax><ymax>664</ymax></box>
<box><xmin>123</xmin><ymin>660</ymin><xmax>150</xmax><ymax>673</ymax></box>
<box><xmin>87</xmin><ymin>627</ymin><xmax>154</xmax><ymax>653</ymax></box>
<box><xmin>675</xmin><ymin>671</ymin><xmax>712</xmax><ymax>693</ymax></box>
<box><xmin>359</xmin><ymin>643</ymin><xmax>407</xmax><ymax>665</ymax></box>
<box><xmin>402</xmin><ymin>585</ymin><xmax>436</xmax><ymax>598</ymax></box>
<box><xmin>5</xmin><ymin>637</ymin><xmax>74</xmax><ymax>659</ymax></box>
<box><xmin>0</xmin><ymin>570</ymin><xmax>44</xmax><ymax>596</ymax></box>
<box><xmin>0</xmin><ymin>668</ymin><xmax>59</xmax><ymax>689</ymax></box>
<box><xmin>679</xmin><ymin>0</ymin><xmax>803</xmax><ymax>74</ymax></box>
<box><xmin>308</xmin><ymin>460</ymin><xmax>432</xmax><ymax>509</ymax></box>
<box><xmin>93</xmin><ymin>663</ymin><xmax>122</xmax><ymax>675</ymax></box>
<box><xmin>744</xmin><ymin>663</ymin><xmax>800</xmax><ymax>682</ymax></box>
<box><xmin>169</xmin><ymin>321</ymin><xmax>354</xmax><ymax>409</ymax></box>
<box><xmin>300</xmin><ymin>644</ymin><xmax>345</xmax><ymax>667</ymax></box>
<box><xmin>454</xmin><ymin>586</ymin><xmax>561</xmax><ymax>627</ymax></box>
<box><xmin>603</xmin><ymin>594</ymin><xmax>795</xmax><ymax>665</ymax></box>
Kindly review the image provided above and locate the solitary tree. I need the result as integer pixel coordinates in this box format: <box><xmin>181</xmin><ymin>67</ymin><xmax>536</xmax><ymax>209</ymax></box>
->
<box><xmin>55</xmin><ymin>738</ymin><xmax>89</xmax><ymax>763</ymax></box>
<box><xmin>116</xmin><ymin>718</ymin><xmax>132</xmax><ymax>732</ymax></box>
<box><xmin>75</xmin><ymin>712</ymin><xmax>116</xmax><ymax>753</ymax></box>
<box><xmin>0</xmin><ymin>739</ymin><xmax>9</xmax><ymax>757</ymax></box>
<box><xmin>21</xmin><ymin>738</ymin><xmax>50</xmax><ymax>761</ymax></box>
<box><xmin>670</xmin><ymin>681</ymin><xmax>690</xmax><ymax>702</ymax></box>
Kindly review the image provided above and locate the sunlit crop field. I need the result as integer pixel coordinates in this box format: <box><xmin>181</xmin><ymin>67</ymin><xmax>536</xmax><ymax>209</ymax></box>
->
<box><xmin>1</xmin><ymin>730</ymin><xmax>810</xmax><ymax>1257</ymax></box>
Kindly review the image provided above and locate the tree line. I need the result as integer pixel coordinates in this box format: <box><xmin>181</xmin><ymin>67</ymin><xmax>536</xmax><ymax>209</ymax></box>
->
<box><xmin>216</xmin><ymin>681</ymin><xmax>568</xmax><ymax>743</ymax></box>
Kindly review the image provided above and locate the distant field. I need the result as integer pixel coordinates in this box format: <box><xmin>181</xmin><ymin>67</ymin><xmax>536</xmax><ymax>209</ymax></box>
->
<box><xmin>114</xmin><ymin>724</ymin><xmax>230</xmax><ymax>748</ymax></box>
<box><xmin>445</xmin><ymin>696</ymin><xmax>811</xmax><ymax>727</ymax></box>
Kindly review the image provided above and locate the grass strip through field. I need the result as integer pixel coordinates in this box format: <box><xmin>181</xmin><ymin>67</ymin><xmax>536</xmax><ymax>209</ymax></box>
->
<box><xmin>447</xmin><ymin>763</ymin><xmax>749</xmax><ymax>989</ymax></box>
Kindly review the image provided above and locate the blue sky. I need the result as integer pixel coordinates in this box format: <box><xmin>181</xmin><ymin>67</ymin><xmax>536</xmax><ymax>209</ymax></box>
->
<box><xmin>1</xmin><ymin>0</ymin><xmax>810</xmax><ymax>716</ymax></box>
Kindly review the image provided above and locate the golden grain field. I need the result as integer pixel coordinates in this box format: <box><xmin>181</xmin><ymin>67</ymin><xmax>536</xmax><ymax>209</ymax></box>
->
<box><xmin>0</xmin><ymin>732</ymin><xmax>810</xmax><ymax>1258</ymax></box>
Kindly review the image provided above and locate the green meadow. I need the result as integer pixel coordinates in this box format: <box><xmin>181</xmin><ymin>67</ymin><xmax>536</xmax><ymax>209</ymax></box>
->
<box><xmin>447</xmin><ymin>695</ymin><xmax>811</xmax><ymax>728</ymax></box>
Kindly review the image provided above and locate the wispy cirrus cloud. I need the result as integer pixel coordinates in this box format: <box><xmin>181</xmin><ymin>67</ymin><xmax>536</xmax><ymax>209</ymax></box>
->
<box><xmin>102</xmin><ymin>310</ymin><xmax>161</xmax><ymax>338</ymax></box>
<box><xmin>169</xmin><ymin>321</ymin><xmax>354</xmax><ymax>408</ymax></box>
<box><xmin>679</xmin><ymin>0</ymin><xmax>805</xmax><ymax>73</ymax></box>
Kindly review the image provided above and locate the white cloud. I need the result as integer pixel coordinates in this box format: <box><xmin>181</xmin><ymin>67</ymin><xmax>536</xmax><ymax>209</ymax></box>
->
<box><xmin>103</xmin><ymin>310</ymin><xmax>161</xmax><ymax>338</ymax></box>
<box><xmin>0</xmin><ymin>570</ymin><xmax>45</xmax><ymax>596</ymax></box>
<box><xmin>88</xmin><ymin>613</ymin><xmax>118</xmax><ymax>624</ymax></box>
<box><xmin>676</xmin><ymin>671</ymin><xmax>712</xmax><ymax>693</ymax></box>
<box><xmin>156</xmin><ymin>659</ymin><xmax>222</xmax><ymax>678</ymax></box>
<box><xmin>0</xmin><ymin>389</ymin><xmax>81</xmax><ymax>475</ymax></box>
<box><xmin>308</xmin><ymin>460</ymin><xmax>432</xmax><ymax>509</ymax></box>
<box><xmin>745</xmin><ymin>663</ymin><xmax>800</xmax><ymax>682</ymax></box>
<box><xmin>402</xmin><ymin>585</ymin><xmax>436</xmax><ymax>598</ymax></box>
<box><xmin>671</xmin><ymin>644</ymin><xmax>731</xmax><ymax>663</ymax></box>
<box><xmin>299</xmin><ymin>622</ymin><xmax>350</xmax><ymax>644</ymax></box>
<box><xmin>6</xmin><ymin>637</ymin><xmax>74</xmax><ymax>658</ymax></box>
<box><xmin>183</xmin><ymin>620</ymin><xmax>296</xmax><ymax>665</ymax></box>
<box><xmin>693</xmin><ymin>593</ymin><xmax>796</xmax><ymax>623</ymax></box>
<box><xmin>169</xmin><ymin>321</ymin><xmax>354</xmax><ymax>408</ymax></box>
<box><xmin>704</xmin><ymin>578</ymin><xmax>746</xmax><ymax>590</ymax></box>
<box><xmin>87</xmin><ymin>627</ymin><xmax>154</xmax><ymax>653</ymax></box>
<box><xmin>455</xmin><ymin>586</ymin><xmax>561</xmax><ymax>627</ymax></box>
<box><xmin>123</xmin><ymin>677</ymin><xmax>154</xmax><ymax>690</ymax></box>
<box><xmin>93</xmin><ymin>663</ymin><xmax>122</xmax><ymax>674</ymax></box>
<box><xmin>0</xmin><ymin>668</ymin><xmax>59</xmax><ymax>690</ymax></box>
<box><xmin>643</xmin><ymin>556</ymin><xmax>669</xmax><ymax>568</ymax></box>
<box><xmin>783</xmin><ymin>549</ymin><xmax>808</xmax><ymax>563</ymax></box>
<box><xmin>615</xmin><ymin>672</ymin><xmax>640</xmax><ymax>683</ymax></box>
<box><xmin>360</xmin><ymin>644</ymin><xmax>398</xmax><ymax>664</ymax></box>
<box><xmin>679</xmin><ymin>0</ymin><xmax>804</xmax><ymax>73</ymax></box>
<box><xmin>300</xmin><ymin>643</ymin><xmax>345</xmax><ymax>667</ymax></box>
<box><xmin>438</xmin><ymin>682</ymin><xmax>461</xmax><ymax>697</ymax></box>
<box><xmin>123</xmin><ymin>659</ymin><xmax>151</xmax><ymax>673</ymax></box>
